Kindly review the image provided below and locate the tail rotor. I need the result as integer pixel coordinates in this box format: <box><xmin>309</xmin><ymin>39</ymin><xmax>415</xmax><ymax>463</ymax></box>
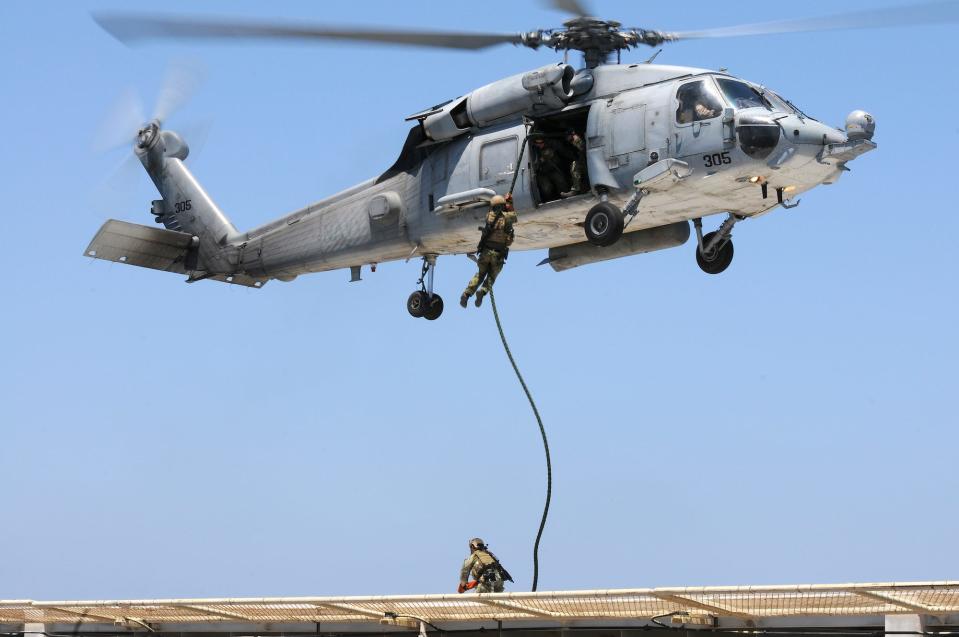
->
<box><xmin>91</xmin><ymin>60</ymin><xmax>209</xmax><ymax>211</ymax></box>
<box><xmin>93</xmin><ymin>59</ymin><xmax>206</xmax><ymax>155</ymax></box>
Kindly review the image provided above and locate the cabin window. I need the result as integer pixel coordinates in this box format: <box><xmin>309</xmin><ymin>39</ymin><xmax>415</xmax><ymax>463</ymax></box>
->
<box><xmin>479</xmin><ymin>136</ymin><xmax>518</xmax><ymax>186</ymax></box>
<box><xmin>675</xmin><ymin>80</ymin><xmax>724</xmax><ymax>124</ymax></box>
<box><xmin>716</xmin><ymin>78</ymin><xmax>771</xmax><ymax>110</ymax></box>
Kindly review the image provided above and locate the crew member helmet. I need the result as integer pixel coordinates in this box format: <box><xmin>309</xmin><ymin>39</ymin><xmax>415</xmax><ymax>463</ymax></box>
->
<box><xmin>469</xmin><ymin>537</ymin><xmax>486</xmax><ymax>551</ymax></box>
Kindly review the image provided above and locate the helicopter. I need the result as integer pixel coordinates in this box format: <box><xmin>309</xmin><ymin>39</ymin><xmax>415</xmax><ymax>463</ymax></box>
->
<box><xmin>85</xmin><ymin>1</ymin><xmax>957</xmax><ymax>320</ymax></box>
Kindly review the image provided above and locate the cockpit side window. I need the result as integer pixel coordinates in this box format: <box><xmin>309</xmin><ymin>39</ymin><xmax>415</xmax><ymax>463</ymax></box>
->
<box><xmin>675</xmin><ymin>80</ymin><xmax>724</xmax><ymax>124</ymax></box>
<box><xmin>716</xmin><ymin>78</ymin><xmax>771</xmax><ymax>110</ymax></box>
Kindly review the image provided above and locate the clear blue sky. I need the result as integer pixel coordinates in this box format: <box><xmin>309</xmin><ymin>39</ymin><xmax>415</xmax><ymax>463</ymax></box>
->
<box><xmin>1</xmin><ymin>0</ymin><xmax>957</xmax><ymax>601</ymax></box>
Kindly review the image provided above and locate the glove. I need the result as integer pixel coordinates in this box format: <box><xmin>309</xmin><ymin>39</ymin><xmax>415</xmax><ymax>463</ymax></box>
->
<box><xmin>465</xmin><ymin>581</ymin><xmax>479</xmax><ymax>590</ymax></box>
<box><xmin>457</xmin><ymin>583</ymin><xmax>467</xmax><ymax>594</ymax></box>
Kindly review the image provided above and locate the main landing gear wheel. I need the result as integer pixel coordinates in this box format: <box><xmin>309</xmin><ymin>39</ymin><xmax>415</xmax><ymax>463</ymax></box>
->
<box><xmin>407</xmin><ymin>290</ymin><xmax>430</xmax><ymax>318</ymax></box>
<box><xmin>584</xmin><ymin>202</ymin><xmax>624</xmax><ymax>247</ymax></box>
<box><xmin>423</xmin><ymin>294</ymin><xmax>444</xmax><ymax>320</ymax></box>
<box><xmin>408</xmin><ymin>254</ymin><xmax>444</xmax><ymax>320</ymax></box>
<box><xmin>696</xmin><ymin>231</ymin><xmax>735</xmax><ymax>274</ymax></box>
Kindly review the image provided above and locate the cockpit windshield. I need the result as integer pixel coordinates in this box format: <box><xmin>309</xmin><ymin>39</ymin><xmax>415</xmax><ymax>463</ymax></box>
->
<box><xmin>716</xmin><ymin>78</ymin><xmax>770</xmax><ymax>110</ymax></box>
<box><xmin>758</xmin><ymin>90</ymin><xmax>789</xmax><ymax>113</ymax></box>
<box><xmin>766</xmin><ymin>90</ymin><xmax>813</xmax><ymax>120</ymax></box>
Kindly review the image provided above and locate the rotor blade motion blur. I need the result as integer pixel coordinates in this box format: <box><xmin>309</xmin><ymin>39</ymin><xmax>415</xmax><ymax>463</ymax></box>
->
<box><xmin>93</xmin><ymin>87</ymin><xmax>146</xmax><ymax>153</ymax></box>
<box><xmin>153</xmin><ymin>61</ymin><xmax>205</xmax><ymax>124</ymax></box>
<box><xmin>93</xmin><ymin>13</ymin><xmax>525</xmax><ymax>50</ymax></box>
<box><xmin>668</xmin><ymin>0</ymin><xmax>959</xmax><ymax>40</ymax></box>
<box><xmin>548</xmin><ymin>0</ymin><xmax>592</xmax><ymax>18</ymax></box>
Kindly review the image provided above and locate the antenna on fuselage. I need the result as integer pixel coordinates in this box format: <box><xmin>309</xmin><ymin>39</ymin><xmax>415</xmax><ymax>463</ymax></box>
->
<box><xmin>644</xmin><ymin>48</ymin><xmax>663</xmax><ymax>64</ymax></box>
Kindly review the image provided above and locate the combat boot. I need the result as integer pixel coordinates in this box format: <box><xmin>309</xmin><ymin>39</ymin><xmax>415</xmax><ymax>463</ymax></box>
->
<box><xmin>460</xmin><ymin>293</ymin><xmax>469</xmax><ymax>308</ymax></box>
<box><xmin>474</xmin><ymin>291</ymin><xmax>485</xmax><ymax>307</ymax></box>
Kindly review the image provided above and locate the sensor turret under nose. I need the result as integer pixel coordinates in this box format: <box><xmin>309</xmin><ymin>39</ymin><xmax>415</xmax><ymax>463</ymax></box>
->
<box><xmin>846</xmin><ymin>110</ymin><xmax>876</xmax><ymax>141</ymax></box>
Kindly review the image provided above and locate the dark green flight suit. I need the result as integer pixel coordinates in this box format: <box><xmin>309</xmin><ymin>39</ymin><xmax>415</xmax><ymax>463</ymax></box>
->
<box><xmin>533</xmin><ymin>140</ymin><xmax>570</xmax><ymax>201</ymax></box>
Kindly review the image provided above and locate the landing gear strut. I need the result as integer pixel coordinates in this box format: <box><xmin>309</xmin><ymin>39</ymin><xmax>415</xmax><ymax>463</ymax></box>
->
<box><xmin>407</xmin><ymin>255</ymin><xmax>444</xmax><ymax>320</ymax></box>
<box><xmin>693</xmin><ymin>215</ymin><xmax>740</xmax><ymax>275</ymax></box>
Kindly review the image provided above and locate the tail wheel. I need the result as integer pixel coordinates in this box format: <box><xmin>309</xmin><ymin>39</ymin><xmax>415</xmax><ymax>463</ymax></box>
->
<box><xmin>424</xmin><ymin>294</ymin><xmax>444</xmax><ymax>320</ymax></box>
<box><xmin>696</xmin><ymin>231</ymin><xmax>735</xmax><ymax>274</ymax></box>
<box><xmin>584</xmin><ymin>202</ymin><xmax>624</xmax><ymax>247</ymax></box>
<box><xmin>407</xmin><ymin>290</ymin><xmax>430</xmax><ymax>318</ymax></box>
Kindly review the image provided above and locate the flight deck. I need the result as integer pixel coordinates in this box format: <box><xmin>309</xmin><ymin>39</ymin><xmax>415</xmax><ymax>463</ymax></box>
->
<box><xmin>3</xmin><ymin>581</ymin><xmax>957</xmax><ymax>636</ymax></box>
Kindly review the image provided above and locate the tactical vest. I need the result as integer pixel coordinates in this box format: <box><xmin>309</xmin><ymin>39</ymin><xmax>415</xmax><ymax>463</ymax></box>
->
<box><xmin>472</xmin><ymin>550</ymin><xmax>499</xmax><ymax>579</ymax></box>
<box><xmin>484</xmin><ymin>211</ymin><xmax>514</xmax><ymax>250</ymax></box>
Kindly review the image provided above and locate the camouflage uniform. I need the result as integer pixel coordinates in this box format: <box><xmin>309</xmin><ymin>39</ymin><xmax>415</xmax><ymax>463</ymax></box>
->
<box><xmin>460</xmin><ymin>549</ymin><xmax>505</xmax><ymax>594</ymax></box>
<box><xmin>462</xmin><ymin>206</ymin><xmax>517</xmax><ymax>303</ymax></box>
<box><xmin>567</xmin><ymin>133</ymin><xmax>587</xmax><ymax>194</ymax></box>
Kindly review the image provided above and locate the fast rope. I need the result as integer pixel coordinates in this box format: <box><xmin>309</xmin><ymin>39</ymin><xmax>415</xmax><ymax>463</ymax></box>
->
<box><xmin>489</xmin><ymin>288</ymin><xmax>551</xmax><ymax>593</ymax></box>
<box><xmin>490</xmin><ymin>128</ymin><xmax>551</xmax><ymax>591</ymax></box>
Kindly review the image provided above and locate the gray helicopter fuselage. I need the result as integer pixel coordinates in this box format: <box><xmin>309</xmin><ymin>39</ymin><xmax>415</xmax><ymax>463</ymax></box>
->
<box><xmin>107</xmin><ymin>62</ymin><xmax>873</xmax><ymax>285</ymax></box>
<box><xmin>220</xmin><ymin>61</ymin><xmax>871</xmax><ymax>282</ymax></box>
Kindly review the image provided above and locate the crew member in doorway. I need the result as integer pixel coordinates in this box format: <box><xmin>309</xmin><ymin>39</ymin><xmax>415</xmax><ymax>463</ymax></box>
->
<box><xmin>460</xmin><ymin>194</ymin><xmax>516</xmax><ymax>309</ymax></box>
<box><xmin>531</xmin><ymin>136</ymin><xmax>569</xmax><ymax>202</ymax></box>
<box><xmin>561</xmin><ymin>129</ymin><xmax>587</xmax><ymax>198</ymax></box>
<box><xmin>457</xmin><ymin>537</ymin><xmax>513</xmax><ymax>594</ymax></box>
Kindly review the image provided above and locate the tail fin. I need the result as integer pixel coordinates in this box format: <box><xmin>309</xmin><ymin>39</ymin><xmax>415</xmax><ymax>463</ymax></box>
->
<box><xmin>136</xmin><ymin>122</ymin><xmax>239</xmax><ymax>273</ymax></box>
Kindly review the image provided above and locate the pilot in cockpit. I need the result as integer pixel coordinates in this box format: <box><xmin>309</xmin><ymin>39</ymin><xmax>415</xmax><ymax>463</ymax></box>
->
<box><xmin>676</xmin><ymin>81</ymin><xmax>723</xmax><ymax>124</ymax></box>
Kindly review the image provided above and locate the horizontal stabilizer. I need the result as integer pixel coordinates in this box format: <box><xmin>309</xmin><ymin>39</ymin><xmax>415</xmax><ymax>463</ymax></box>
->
<box><xmin>84</xmin><ymin>219</ymin><xmax>267</xmax><ymax>288</ymax></box>
<box><xmin>84</xmin><ymin>219</ymin><xmax>194</xmax><ymax>272</ymax></box>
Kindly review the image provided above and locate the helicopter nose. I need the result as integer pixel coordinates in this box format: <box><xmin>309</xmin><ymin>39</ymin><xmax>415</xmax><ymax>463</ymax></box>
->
<box><xmin>780</xmin><ymin>116</ymin><xmax>847</xmax><ymax>146</ymax></box>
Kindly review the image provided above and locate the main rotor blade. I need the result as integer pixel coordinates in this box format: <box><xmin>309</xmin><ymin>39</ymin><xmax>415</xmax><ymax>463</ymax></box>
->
<box><xmin>93</xmin><ymin>13</ymin><xmax>525</xmax><ymax>50</ymax></box>
<box><xmin>548</xmin><ymin>0</ymin><xmax>592</xmax><ymax>18</ymax></box>
<box><xmin>667</xmin><ymin>0</ymin><xmax>959</xmax><ymax>40</ymax></box>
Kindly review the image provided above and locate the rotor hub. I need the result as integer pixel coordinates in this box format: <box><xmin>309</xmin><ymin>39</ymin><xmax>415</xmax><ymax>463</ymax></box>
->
<box><xmin>531</xmin><ymin>18</ymin><xmax>673</xmax><ymax>67</ymax></box>
<box><xmin>136</xmin><ymin>121</ymin><xmax>160</xmax><ymax>150</ymax></box>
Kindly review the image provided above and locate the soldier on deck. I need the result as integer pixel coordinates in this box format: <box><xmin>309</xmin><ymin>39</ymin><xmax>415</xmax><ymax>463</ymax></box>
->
<box><xmin>460</xmin><ymin>194</ymin><xmax>516</xmax><ymax>309</ymax></box>
<box><xmin>457</xmin><ymin>537</ymin><xmax>513</xmax><ymax>594</ymax></box>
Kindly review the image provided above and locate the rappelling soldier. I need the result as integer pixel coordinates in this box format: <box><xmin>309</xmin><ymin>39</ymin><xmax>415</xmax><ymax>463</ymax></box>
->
<box><xmin>460</xmin><ymin>194</ymin><xmax>516</xmax><ymax>308</ymax></box>
<box><xmin>457</xmin><ymin>537</ymin><xmax>513</xmax><ymax>594</ymax></box>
